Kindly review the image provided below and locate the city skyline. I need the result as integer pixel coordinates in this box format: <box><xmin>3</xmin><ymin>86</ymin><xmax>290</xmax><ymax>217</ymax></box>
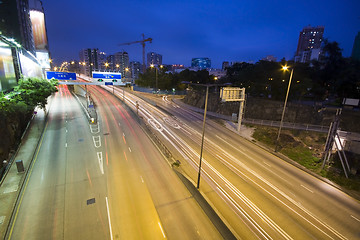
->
<box><xmin>44</xmin><ymin>0</ymin><xmax>360</xmax><ymax>68</ymax></box>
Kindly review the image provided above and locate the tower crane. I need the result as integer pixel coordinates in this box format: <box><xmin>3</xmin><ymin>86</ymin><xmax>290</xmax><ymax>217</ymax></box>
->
<box><xmin>118</xmin><ymin>34</ymin><xmax>152</xmax><ymax>73</ymax></box>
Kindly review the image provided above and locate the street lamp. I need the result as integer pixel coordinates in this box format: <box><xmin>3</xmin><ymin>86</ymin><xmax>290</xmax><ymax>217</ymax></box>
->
<box><xmin>151</xmin><ymin>64</ymin><xmax>163</xmax><ymax>92</ymax></box>
<box><xmin>275</xmin><ymin>65</ymin><xmax>294</xmax><ymax>151</ymax></box>
<box><xmin>182</xmin><ymin>82</ymin><xmax>229</xmax><ymax>189</ymax></box>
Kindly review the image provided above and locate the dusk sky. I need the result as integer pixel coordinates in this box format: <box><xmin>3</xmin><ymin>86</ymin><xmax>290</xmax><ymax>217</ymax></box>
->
<box><xmin>44</xmin><ymin>0</ymin><xmax>360</xmax><ymax>68</ymax></box>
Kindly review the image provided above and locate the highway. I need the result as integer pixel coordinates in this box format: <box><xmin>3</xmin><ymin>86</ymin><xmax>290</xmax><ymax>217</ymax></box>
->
<box><xmin>101</xmin><ymin>86</ymin><xmax>360</xmax><ymax>239</ymax></box>
<box><xmin>7</xmin><ymin>85</ymin><xmax>223</xmax><ymax>239</ymax></box>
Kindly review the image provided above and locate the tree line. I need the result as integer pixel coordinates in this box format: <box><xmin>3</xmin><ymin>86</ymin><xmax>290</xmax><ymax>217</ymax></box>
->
<box><xmin>136</xmin><ymin>40</ymin><xmax>360</xmax><ymax>102</ymax></box>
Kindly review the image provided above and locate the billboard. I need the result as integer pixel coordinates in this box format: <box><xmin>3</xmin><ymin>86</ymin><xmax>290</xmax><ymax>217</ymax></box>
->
<box><xmin>36</xmin><ymin>50</ymin><xmax>51</xmax><ymax>69</ymax></box>
<box><xmin>0</xmin><ymin>43</ymin><xmax>17</xmax><ymax>91</ymax></box>
<box><xmin>19</xmin><ymin>53</ymin><xmax>43</xmax><ymax>78</ymax></box>
<box><xmin>30</xmin><ymin>10</ymin><xmax>48</xmax><ymax>50</ymax></box>
<box><xmin>220</xmin><ymin>87</ymin><xmax>245</xmax><ymax>102</ymax></box>
<box><xmin>92</xmin><ymin>71</ymin><xmax>121</xmax><ymax>82</ymax></box>
<box><xmin>46</xmin><ymin>71</ymin><xmax>76</xmax><ymax>80</ymax></box>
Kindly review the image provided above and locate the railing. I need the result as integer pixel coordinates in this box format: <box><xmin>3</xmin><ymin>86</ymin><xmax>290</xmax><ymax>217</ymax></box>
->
<box><xmin>243</xmin><ymin>118</ymin><xmax>329</xmax><ymax>133</ymax></box>
<box><xmin>173</xmin><ymin>99</ymin><xmax>330</xmax><ymax>133</ymax></box>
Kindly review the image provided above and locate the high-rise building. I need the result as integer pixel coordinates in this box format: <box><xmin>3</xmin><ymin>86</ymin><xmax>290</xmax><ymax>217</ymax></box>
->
<box><xmin>222</xmin><ymin>61</ymin><xmax>230</xmax><ymax>70</ymax></box>
<box><xmin>0</xmin><ymin>0</ymin><xmax>36</xmax><ymax>54</ymax></box>
<box><xmin>106</xmin><ymin>54</ymin><xmax>116</xmax><ymax>71</ymax></box>
<box><xmin>191</xmin><ymin>58</ymin><xmax>211</xmax><ymax>69</ymax></box>
<box><xmin>114</xmin><ymin>52</ymin><xmax>130</xmax><ymax>78</ymax></box>
<box><xmin>29</xmin><ymin>0</ymin><xmax>51</xmax><ymax>70</ymax></box>
<box><xmin>98</xmin><ymin>51</ymin><xmax>107</xmax><ymax>71</ymax></box>
<box><xmin>351</xmin><ymin>32</ymin><xmax>360</xmax><ymax>61</ymax></box>
<box><xmin>130</xmin><ymin>61</ymin><xmax>141</xmax><ymax>80</ymax></box>
<box><xmin>147</xmin><ymin>52</ymin><xmax>162</xmax><ymax>67</ymax></box>
<box><xmin>294</xmin><ymin>25</ymin><xmax>324</xmax><ymax>63</ymax></box>
<box><xmin>79</xmin><ymin>48</ymin><xmax>99</xmax><ymax>76</ymax></box>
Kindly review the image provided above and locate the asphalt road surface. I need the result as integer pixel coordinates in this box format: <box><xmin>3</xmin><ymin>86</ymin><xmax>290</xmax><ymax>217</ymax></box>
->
<box><xmin>101</xmin><ymin>87</ymin><xmax>360</xmax><ymax>240</ymax></box>
<box><xmin>7</xmin><ymin>85</ymin><xmax>223</xmax><ymax>239</ymax></box>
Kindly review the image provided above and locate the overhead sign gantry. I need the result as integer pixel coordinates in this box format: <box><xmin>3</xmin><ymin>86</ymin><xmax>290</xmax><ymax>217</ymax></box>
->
<box><xmin>46</xmin><ymin>71</ymin><xmax>126</xmax><ymax>86</ymax></box>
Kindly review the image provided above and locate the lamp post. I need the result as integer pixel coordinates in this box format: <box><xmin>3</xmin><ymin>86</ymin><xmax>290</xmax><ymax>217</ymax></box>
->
<box><xmin>182</xmin><ymin>82</ymin><xmax>229</xmax><ymax>189</ymax></box>
<box><xmin>150</xmin><ymin>64</ymin><xmax>163</xmax><ymax>93</ymax></box>
<box><xmin>275</xmin><ymin>65</ymin><xmax>294</xmax><ymax>152</ymax></box>
<box><xmin>123</xmin><ymin>67</ymin><xmax>130</xmax><ymax>101</ymax></box>
<box><xmin>197</xmin><ymin>85</ymin><xmax>209</xmax><ymax>189</ymax></box>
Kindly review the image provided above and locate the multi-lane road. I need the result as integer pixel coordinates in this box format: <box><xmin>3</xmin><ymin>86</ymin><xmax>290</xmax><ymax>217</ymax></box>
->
<box><xmin>6</xmin><ymin>81</ymin><xmax>360</xmax><ymax>239</ymax></box>
<box><xmin>98</xmin><ymin>85</ymin><xmax>360</xmax><ymax>239</ymax></box>
<box><xmin>6</xmin><ymin>85</ymin><xmax>223</xmax><ymax>239</ymax></box>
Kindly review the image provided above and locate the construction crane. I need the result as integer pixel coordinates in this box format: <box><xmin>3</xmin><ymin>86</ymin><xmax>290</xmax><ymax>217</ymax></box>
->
<box><xmin>118</xmin><ymin>34</ymin><xmax>152</xmax><ymax>73</ymax></box>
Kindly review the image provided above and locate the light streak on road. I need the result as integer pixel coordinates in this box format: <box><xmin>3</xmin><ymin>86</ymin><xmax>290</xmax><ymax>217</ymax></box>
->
<box><xmin>158</xmin><ymin>222</ymin><xmax>166</xmax><ymax>238</ymax></box>
<box><xmin>79</xmin><ymin>78</ymin><xmax>359</xmax><ymax>239</ymax></box>
<box><xmin>105</xmin><ymin>197</ymin><xmax>114</xmax><ymax>240</ymax></box>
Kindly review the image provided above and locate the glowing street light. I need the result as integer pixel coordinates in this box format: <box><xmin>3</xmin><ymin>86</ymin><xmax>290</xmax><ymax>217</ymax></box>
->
<box><xmin>275</xmin><ymin>65</ymin><xmax>294</xmax><ymax>152</ymax></box>
<box><xmin>150</xmin><ymin>64</ymin><xmax>163</xmax><ymax>92</ymax></box>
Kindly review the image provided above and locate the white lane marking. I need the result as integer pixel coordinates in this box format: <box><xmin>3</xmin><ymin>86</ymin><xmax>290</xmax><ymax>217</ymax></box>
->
<box><xmin>301</xmin><ymin>185</ymin><xmax>314</xmax><ymax>193</ymax></box>
<box><xmin>65</xmin><ymin>143</ymin><xmax>67</xmax><ymax>148</ymax></box>
<box><xmin>93</xmin><ymin>136</ymin><xmax>101</xmax><ymax>148</ymax></box>
<box><xmin>128</xmin><ymin>147</ymin><xmax>132</xmax><ymax>152</ymax></box>
<box><xmin>90</xmin><ymin>122</ymin><xmax>100</xmax><ymax>134</ymax></box>
<box><xmin>66</xmin><ymin>129</ymin><xmax>68</xmax><ymax>133</ymax></box>
<box><xmin>263</xmin><ymin>161</ymin><xmax>271</xmax><ymax>168</ymax></box>
<box><xmin>97</xmin><ymin>152</ymin><xmax>104</xmax><ymax>174</ymax></box>
<box><xmin>123</xmin><ymin>133</ymin><xmax>125</xmax><ymax>137</ymax></box>
<box><xmin>140</xmin><ymin>176</ymin><xmax>144</xmax><ymax>183</ymax></box>
<box><xmin>180</xmin><ymin>127</ymin><xmax>192</xmax><ymax>135</ymax></box>
<box><xmin>118</xmin><ymin>122</ymin><xmax>121</xmax><ymax>126</ymax></box>
<box><xmin>351</xmin><ymin>215</ymin><xmax>360</xmax><ymax>222</ymax></box>
<box><xmin>217</xmin><ymin>153</ymin><xmax>344</xmax><ymax>239</ymax></box>
<box><xmin>105</xmin><ymin>197</ymin><xmax>113</xmax><ymax>240</ymax></box>
<box><xmin>158</xmin><ymin>222</ymin><xmax>166</xmax><ymax>238</ymax></box>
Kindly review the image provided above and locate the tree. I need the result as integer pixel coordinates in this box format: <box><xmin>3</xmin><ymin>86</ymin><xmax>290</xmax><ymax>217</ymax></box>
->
<box><xmin>12</xmin><ymin>77</ymin><xmax>58</xmax><ymax>110</ymax></box>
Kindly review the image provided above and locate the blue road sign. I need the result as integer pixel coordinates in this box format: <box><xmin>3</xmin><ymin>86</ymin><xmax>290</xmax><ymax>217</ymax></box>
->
<box><xmin>92</xmin><ymin>72</ymin><xmax>121</xmax><ymax>80</ymax></box>
<box><xmin>46</xmin><ymin>71</ymin><xmax>77</xmax><ymax>80</ymax></box>
<box><xmin>105</xmin><ymin>82</ymin><xmax>113</xmax><ymax>85</ymax></box>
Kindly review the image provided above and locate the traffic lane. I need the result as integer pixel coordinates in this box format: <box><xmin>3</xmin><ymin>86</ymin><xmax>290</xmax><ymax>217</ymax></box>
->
<box><xmin>63</xmin><ymin>90</ymin><xmax>109</xmax><ymax>238</ymax></box>
<box><xmin>204</xmin><ymin>148</ymin><xmax>351</xmax><ymax>239</ymax></box>
<box><xmin>90</xmin><ymin>86</ymin><xmax>165</xmax><ymax>239</ymax></box>
<box><xmin>210</xmin><ymin>126</ymin><xmax>360</xmax><ymax>237</ymax></box>
<box><xmin>167</xmin><ymin>124</ymin><xmax>329</xmax><ymax>239</ymax></box>
<box><xmin>101</xmin><ymin>89</ymin><xmax>358</xmax><ymax>239</ymax></box>
<box><xmin>175</xmin><ymin>115</ymin><xmax>359</xmax><ymax>239</ymax></box>
<box><xmin>142</xmin><ymin>95</ymin><xmax>358</xmax><ymax>238</ymax></box>
<box><xmin>154</xmin><ymin>95</ymin><xmax>360</xmax><ymax>237</ymax></box>
<box><xmin>60</xmin><ymin>85</ymin><xmax>109</xmax><ymax>239</ymax></box>
<box><xmin>128</xmin><ymin>119</ymin><xmax>223</xmax><ymax>239</ymax></box>
<box><xmin>9</xmin><ymin>86</ymin><xmax>109</xmax><ymax>240</ymax></box>
<box><xmin>106</xmin><ymin>90</ymin><xmax>340</xmax><ymax>238</ymax></box>
<box><xmin>92</xmin><ymin>86</ymin><xmax>224</xmax><ymax>239</ymax></box>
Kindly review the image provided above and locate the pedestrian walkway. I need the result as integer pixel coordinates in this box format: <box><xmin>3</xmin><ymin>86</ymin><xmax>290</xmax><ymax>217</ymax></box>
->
<box><xmin>0</xmin><ymin>100</ymin><xmax>50</xmax><ymax>238</ymax></box>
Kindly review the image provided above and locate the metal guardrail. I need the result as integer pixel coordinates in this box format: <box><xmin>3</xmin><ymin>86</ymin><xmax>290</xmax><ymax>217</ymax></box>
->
<box><xmin>173</xmin><ymin>99</ymin><xmax>330</xmax><ymax>133</ymax></box>
<box><xmin>243</xmin><ymin>118</ymin><xmax>330</xmax><ymax>133</ymax></box>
